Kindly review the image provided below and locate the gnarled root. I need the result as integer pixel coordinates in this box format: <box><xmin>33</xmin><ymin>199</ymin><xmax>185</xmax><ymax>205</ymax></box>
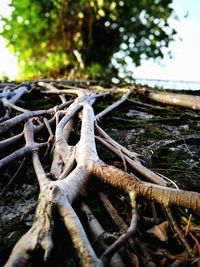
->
<box><xmin>1</xmin><ymin>82</ymin><xmax>200</xmax><ymax>267</ymax></box>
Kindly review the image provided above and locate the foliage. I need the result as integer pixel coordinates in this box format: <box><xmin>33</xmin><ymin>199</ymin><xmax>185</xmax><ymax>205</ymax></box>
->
<box><xmin>1</xmin><ymin>0</ymin><xmax>176</xmax><ymax>80</ymax></box>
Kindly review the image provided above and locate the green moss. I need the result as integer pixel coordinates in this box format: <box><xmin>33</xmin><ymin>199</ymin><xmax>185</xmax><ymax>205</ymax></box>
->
<box><xmin>153</xmin><ymin>148</ymin><xmax>186</xmax><ymax>169</ymax></box>
<box><xmin>112</xmin><ymin>119</ymin><xmax>168</xmax><ymax>138</ymax></box>
<box><xmin>100</xmin><ymin>117</ymin><xmax>150</xmax><ymax>130</ymax></box>
<box><xmin>144</xmin><ymin>126</ymin><xmax>170</xmax><ymax>140</ymax></box>
<box><xmin>190</xmin><ymin>122</ymin><xmax>200</xmax><ymax>131</ymax></box>
<box><xmin>150</xmin><ymin>147</ymin><xmax>200</xmax><ymax>191</ymax></box>
<box><xmin>19</xmin><ymin>91</ymin><xmax>60</xmax><ymax>110</ymax></box>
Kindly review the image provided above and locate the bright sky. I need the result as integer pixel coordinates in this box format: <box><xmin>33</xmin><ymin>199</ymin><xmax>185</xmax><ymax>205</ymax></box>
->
<box><xmin>133</xmin><ymin>0</ymin><xmax>200</xmax><ymax>82</ymax></box>
<box><xmin>0</xmin><ymin>0</ymin><xmax>200</xmax><ymax>81</ymax></box>
<box><xmin>0</xmin><ymin>0</ymin><xmax>18</xmax><ymax>79</ymax></box>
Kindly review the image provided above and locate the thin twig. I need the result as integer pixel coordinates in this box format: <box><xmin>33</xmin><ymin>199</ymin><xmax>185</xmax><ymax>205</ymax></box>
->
<box><xmin>96</xmin><ymin>89</ymin><xmax>132</xmax><ymax>120</ymax></box>
<box><xmin>0</xmin><ymin>158</ymin><xmax>25</xmax><ymax>199</ymax></box>
<box><xmin>101</xmin><ymin>191</ymin><xmax>138</xmax><ymax>264</ymax></box>
<box><xmin>164</xmin><ymin>207</ymin><xmax>193</xmax><ymax>257</ymax></box>
<box><xmin>127</xmin><ymin>98</ymin><xmax>165</xmax><ymax>110</ymax></box>
<box><xmin>99</xmin><ymin>192</ymin><xmax>127</xmax><ymax>230</ymax></box>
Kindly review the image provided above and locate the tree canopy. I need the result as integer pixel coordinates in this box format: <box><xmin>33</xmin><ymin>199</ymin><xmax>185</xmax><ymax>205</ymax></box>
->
<box><xmin>1</xmin><ymin>0</ymin><xmax>176</xmax><ymax>80</ymax></box>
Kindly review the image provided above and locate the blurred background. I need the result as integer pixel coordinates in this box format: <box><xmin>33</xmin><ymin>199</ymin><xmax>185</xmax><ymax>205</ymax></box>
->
<box><xmin>0</xmin><ymin>0</ymin><xmax>200</xmax><ymax>89</ymax></box>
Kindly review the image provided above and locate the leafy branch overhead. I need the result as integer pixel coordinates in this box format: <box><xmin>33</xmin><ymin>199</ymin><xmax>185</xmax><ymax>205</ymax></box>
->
<box><xmin>0</xmin><ymin>81</ymin><xmax>200</xmax><ymax>267</ymax></box>
<box><xmin>1</xmin><ymin>0</ymin><xmax>176</xmax><ymax>79</ymax></box>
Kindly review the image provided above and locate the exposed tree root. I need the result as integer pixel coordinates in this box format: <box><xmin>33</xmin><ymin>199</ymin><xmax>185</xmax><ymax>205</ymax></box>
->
<box><xmin>138</xmin><ymin>87</ymin><xmax>200</xmax><ymax>110</ymax></box>
<box><xmin>0</xmin><ymin>81</ymin><xmax>200</xmax><ymax>266</ymax></box>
